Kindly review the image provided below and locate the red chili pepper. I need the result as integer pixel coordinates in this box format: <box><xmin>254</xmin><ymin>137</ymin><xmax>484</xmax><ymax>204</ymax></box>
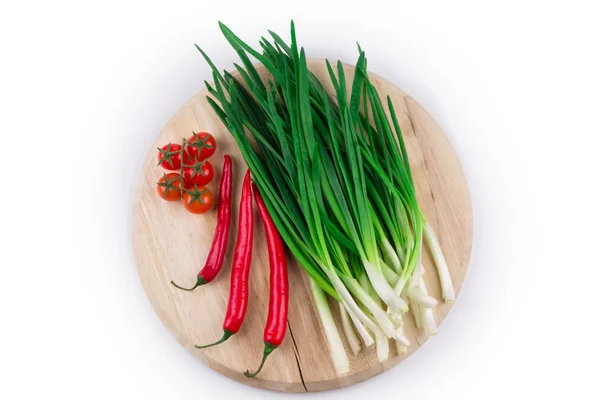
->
<box><xmin>171</xmin><ymin>155</ymin><xmax>233</xmax><ymax>291</ymax></box>
<box><xmin>244</xmin><ymin>183</ymin><xmax>288</xmax><ymax>378</ymax></box>
<box><xmin>196</xmin><ymin>170</ymin><xmax>254</xmax><ymax>348</ymax></box>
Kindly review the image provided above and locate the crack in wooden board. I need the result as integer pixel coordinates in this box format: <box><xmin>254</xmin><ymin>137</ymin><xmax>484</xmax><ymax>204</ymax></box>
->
<box><xmin>287</xmin><ymin>321</ymin><xmax>308</xmax><ymax>392</ymax></box>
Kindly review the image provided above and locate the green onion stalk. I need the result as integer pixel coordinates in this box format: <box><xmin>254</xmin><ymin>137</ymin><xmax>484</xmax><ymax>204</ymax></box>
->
<box><xmin>338</xmin><ymin>301</ymin><xmax>361</xmax><ymax>356</ymax></box>
<box><xmin>197</xmin><ymin>21</ymin><xmax>454</xmax><ymax>374</ymax></box>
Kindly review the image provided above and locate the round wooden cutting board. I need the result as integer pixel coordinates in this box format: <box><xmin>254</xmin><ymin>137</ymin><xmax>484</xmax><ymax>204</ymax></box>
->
<box><xmin>132</xmin><ymin>59</ymin><xmax>472</xmax><ymax>392</ymax></box>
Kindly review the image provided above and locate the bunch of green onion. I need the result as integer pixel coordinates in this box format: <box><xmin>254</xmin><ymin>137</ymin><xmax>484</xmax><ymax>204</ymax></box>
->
<box><xmin>199</xmin><ymin>21</ymin><xmax>454</xmax><ymax>373</ymax></box>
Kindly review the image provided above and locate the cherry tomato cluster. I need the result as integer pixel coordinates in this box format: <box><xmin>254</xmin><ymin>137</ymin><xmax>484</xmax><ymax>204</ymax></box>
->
<box><xmin>156</xmin><ymin>132</ymin><xmax>218</xmax><ymax>214</ymax></box>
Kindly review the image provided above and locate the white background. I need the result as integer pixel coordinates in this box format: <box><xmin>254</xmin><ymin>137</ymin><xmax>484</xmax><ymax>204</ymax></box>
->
<box><xmin>1</xmin><ymin>1</ymin><xmax>599</xmax><ymax>399</ymax></box>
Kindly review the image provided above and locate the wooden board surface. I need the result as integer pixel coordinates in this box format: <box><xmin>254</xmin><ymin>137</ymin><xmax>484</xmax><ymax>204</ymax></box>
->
<box><xmin>132</xmin><ymin>59</ymin><xmax>472</xmax><ymax>392</ymax></box>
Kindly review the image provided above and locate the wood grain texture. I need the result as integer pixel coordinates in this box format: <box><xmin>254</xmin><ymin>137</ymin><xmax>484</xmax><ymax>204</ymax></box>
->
<box><xmin>132</xmin><ymin>59</ymin><xmax>472</xmax><ymax>392</ymax></box>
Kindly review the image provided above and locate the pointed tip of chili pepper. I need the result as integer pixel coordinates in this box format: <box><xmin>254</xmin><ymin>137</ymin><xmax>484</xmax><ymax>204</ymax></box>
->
<box><xmin>243</xmin><ymin>343</ymin><xmax>277</xmax><ymax>379</ymax></box>
<box><xmin>195</xmin><ymin>330</ymin><xmax>233</xmax><ymax>349</ymax></box>
<box><xmin>170</xmin><ymin>275</ymin><xmax>207</xmax><ymax>291</ymax></box>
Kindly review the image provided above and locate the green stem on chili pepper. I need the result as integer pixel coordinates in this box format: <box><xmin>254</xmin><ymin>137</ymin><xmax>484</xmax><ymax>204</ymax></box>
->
<box><xmin>244</xmin><ymin>343</ymin><xmax>276</xmax><ymax>378</ymax></box>
<box><xmin>194</xmin><ymin>330</ymin><xmax>233</xmax><ymax>349</ymax></box>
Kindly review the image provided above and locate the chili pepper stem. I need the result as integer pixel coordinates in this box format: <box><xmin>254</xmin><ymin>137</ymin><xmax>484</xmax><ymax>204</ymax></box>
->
<box><xmin>244</xmin><ymin>343</ymin><xmax>277</xmax><ymax>378</ymax></box>
<box><xmin>195</xmin><ymin>330</ymin><xmax>233</xmax><ymax>349</ymax></box>
<box><xmin>170</xmin><ymin>275</ymin><xmax>207</xmax><ymax>291</ymax></box>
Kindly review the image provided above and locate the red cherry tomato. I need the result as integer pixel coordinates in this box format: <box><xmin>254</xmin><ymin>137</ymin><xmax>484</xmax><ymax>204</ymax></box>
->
<box><xmin>156</xmin><ymin>173</ymin><xmax>182</xmax><ymax>201</ymax></box>
<box><xmin>187</xmin><ymin>132</ymin><xmax>216</xmax><ymax>161</ymax></box>
<box><xmin>183</xmin><ymin>159</ymin><xmax>214</xmax><ymax>187</ymax></box>
<box><xmin>157</xmin><ymin>143</ymin><xmax>192</xmax><ymax>170</ymax></box>
<box><xmin>182</xmin><ymin>185</ymin><xmax>213</xmax><ymax>214</ymax></box>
